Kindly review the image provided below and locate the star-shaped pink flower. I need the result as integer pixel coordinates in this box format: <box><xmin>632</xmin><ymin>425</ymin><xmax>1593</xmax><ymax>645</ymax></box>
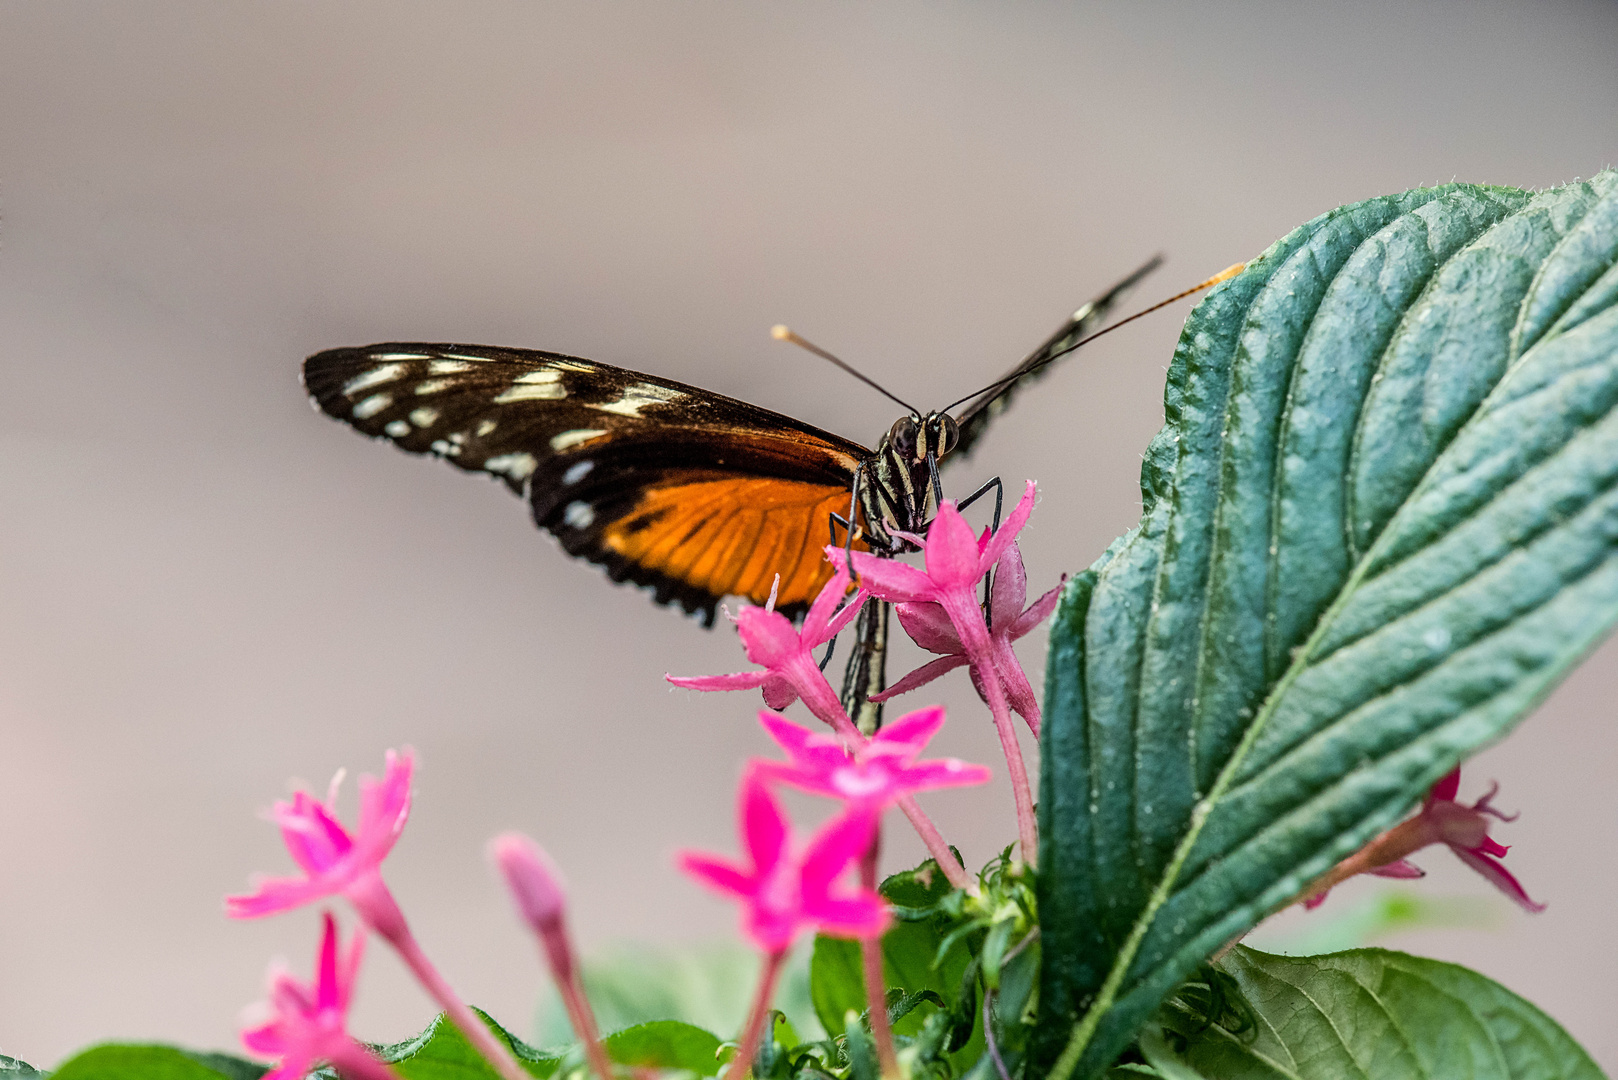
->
<box><xmin>241</xmin><ymin>912</ymin><xmax>400</xmax><ymax>1080</ymax></box>
<box><xmin>668</xmin><ymin>565</ymin><xmax>867</xmax><ymax>737</ymax></box>
<box><xmin>828</xmin><ymin>481</ymin><xmax>1043</xmax><ymax>860</ymax></box>
<box><xmin>754</xmin><ymin>706</ymin><xmax>990</xmax><ymax>808</ymax></box>
<box><xmin>874</xmin><ymin>541</ymin><xmax>1061</xmax><ymax>735</ymax></box>
<box><xmin>227</xmin><ymin>748</ymin><xmax>414</xmax><ymax>937</ymax></box>
<box><xmin>678</xmin><ymin>772</ymin><xmax>889</xmax><ymax>954</ymax></box>
<box><xmin>1305</xmin><ymin>767</ymin><xmax>1544</xmax><ymax>912</ymax></box>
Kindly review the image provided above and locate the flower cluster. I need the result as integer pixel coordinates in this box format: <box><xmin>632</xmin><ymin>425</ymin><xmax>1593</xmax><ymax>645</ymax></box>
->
<box><xmin>673</xmin><ymin>480</ymin><xmax>1054</xmax><ymax>868</ymax></box>
<box><xmin>217</xmin><ymin>474</ymin><xmax>1545</xmax><ymax>1080</ymax></box>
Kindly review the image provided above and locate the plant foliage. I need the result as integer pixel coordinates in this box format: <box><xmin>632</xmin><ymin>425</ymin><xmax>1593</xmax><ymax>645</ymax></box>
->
<box><xmin>1037</xmin><ymin>171</ymin><xmax>1618</xmax><ymax>1078</ymax></box>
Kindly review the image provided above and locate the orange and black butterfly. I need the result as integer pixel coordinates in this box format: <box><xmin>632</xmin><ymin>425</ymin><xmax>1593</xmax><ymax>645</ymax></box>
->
<box><xmin>302</xmin><ymin>260</ymin><xmax>1159</xmax><ymax>716</ymax></box>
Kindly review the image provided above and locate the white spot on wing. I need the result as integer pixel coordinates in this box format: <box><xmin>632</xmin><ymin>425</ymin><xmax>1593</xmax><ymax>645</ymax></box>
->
<box><xmin>494</xmin><ymin>370</ymin><xmax>566</xmax><ymax>403</ymax></box>
<box><xmin>414</xmin><ymin>379</ymin><xmax>452</xmax><ymax>395</ymax></box>
<box><xmin>371</xmin><ymin>352</ymin><xmax>430</xmax><ymax>361</ymax></box>
<box><xmin>428</xmin><ymin>360</ymin><xmax>473</xmax><ymax>374</ymax></box>
<box><xmin>476</xmin><ymin>419</ymin><xmax>498</xmax><ymax>436</ymax></box>
<box><xmin>343</xmin><ymin>364</ymin><xmax>405</xmax><ymax>396</ymax></box>
<box><xmin>563</xmin><ymin>460</ymin><xmax>594</xmax><ymax>485</ymax></box>
<box><xmin>551</xmin><ymin>428</ymin><xmax>607</xmax><ymax>451</ymax></box>
<box><xmin>594</xmin><ymin>382</ymin><xmax>685</xmax><ymax>417</ymax></box>
<box><xmin>410</xmin><ymin>407</ymin><xmax>440</xmax><ymax>428</ymax></box>
<box><xmin>385</xmin><ymin>420</ymin><xmax>411</xmax><ymax>437</ymax></box>
<box><xmin>353</xmin><ymin>393</ymin><xmax>393</xmax><ymax>419</ymax></box>
<box><xmin>430</xmin><ymin>438</ymin><xmax>460</xmax><ymax>457</ymax></box>
<box><xmin>564</xmin><ymin>501</ymin><xmax>595</xmax><ymax>529</ymax></box>
<box><xmin>550</xmin><ymin>359</ymin><xmax>595</xmax><ymax>372</ymax></box>
<box><xmin>440</xmin><ymin>353</ymin><xmax>495</xmax><ymax>363</ymax></box>
<box><xmin>484</xmin><ymin>452</ymin><xmax>538</xmax><ymax>481</ymax></box>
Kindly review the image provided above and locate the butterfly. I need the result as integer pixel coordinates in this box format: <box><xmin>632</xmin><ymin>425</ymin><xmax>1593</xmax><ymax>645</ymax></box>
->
<box><xmin>302</xmin><ymin>261</ymin><xmax>1158</xmax><ymax>635</ymax></box>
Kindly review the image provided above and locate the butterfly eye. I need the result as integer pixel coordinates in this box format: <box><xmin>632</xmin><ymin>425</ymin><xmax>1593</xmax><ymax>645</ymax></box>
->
<box><xmin>889</xmin><ymin>416</ymin><xmax>919</xmax><ymax>458</ymax></box>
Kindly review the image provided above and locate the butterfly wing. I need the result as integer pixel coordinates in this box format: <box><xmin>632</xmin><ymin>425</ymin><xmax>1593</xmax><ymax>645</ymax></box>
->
<box><xmin>303</xmin><ymin>343</ymin><xmax>871</xmax><ymax>624</ymax></box>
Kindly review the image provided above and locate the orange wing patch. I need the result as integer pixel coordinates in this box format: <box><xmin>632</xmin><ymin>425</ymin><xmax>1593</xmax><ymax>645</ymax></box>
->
<box><xmin>602</xmin><ymin>477</ymin><xmax>867</xmax><ymax>608</ymax></box>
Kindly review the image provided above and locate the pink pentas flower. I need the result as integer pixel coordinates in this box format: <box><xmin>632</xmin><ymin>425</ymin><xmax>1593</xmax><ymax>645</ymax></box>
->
<box><xmin>754</xmin><ymin>706</ymin><xmax>990</xmax><ymax>808</ymax></box>
<box><xmin>227</xmin><ymin>748</ymin><xmax>414</xmax><ymax>937</ymax></box>
<box><xmin>241</xmin><ymin>912</ymin><xmax>400</xmax><ymax>1080</ymax></box>
<box><xmin>874</xmin><ymin>541</ymin><xmax>1062</xmax><ymax>735</ymax></box>
<box><xmin>667</xmin><ymin>565</ymin><xmax>867</xmax><ymax>732</ymax></box>
<box><xmin>678</xmin><ymin>772</ymin><xmax>889</xmax><ymax>953</ymax></box>
<box><xmin>1305</xmin><ymin>767</ymin><xmax>1544</xmax><ymax>913</ymax></box>
<box><xmin>828</xmin><ymin>481</ymin><xmax>1043</xmax><ymax>862</ymax></box>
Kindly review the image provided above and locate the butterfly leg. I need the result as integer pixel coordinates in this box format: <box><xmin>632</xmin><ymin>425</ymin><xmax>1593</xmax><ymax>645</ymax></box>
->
<box><xmin>926</xmin><ymin>451</ymin><xmax>945</xmax><ymax>509</ymax></box>
<box><xmin>956</xmin><ymin>474</ymin><xmax>1004</xmax><ymax>529</ymax></box>
<box><xmin>956</xmin><ymin>475</ymin><xmax>1006</xmax><ymax>628</ymax></box>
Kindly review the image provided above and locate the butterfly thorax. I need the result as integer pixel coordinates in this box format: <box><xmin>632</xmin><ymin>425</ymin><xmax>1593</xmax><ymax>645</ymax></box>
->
<box><xmin>858</xmin><ymin>411</ymin><xmax>959</xmax><ymax>552</ymax></box>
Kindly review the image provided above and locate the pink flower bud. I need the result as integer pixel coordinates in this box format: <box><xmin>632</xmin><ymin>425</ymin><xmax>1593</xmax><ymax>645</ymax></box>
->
<box><xmin>490</xmin><ymin>832</ymin><xmax>568</xmax><ymax>933</ymax></box>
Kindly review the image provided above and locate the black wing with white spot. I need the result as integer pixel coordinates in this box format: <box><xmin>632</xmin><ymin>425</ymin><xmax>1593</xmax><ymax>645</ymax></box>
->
<box><xmin>303</xmin><ymin>342</ymin><xmax>873</xmax><ymax>621</ymax></box>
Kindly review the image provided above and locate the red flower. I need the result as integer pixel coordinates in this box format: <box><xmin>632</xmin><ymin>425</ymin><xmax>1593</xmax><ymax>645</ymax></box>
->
<box><xmin>1305</xmin><ymin>767</ymin><xmax>1543</xmax><ymax>913</ymax></box>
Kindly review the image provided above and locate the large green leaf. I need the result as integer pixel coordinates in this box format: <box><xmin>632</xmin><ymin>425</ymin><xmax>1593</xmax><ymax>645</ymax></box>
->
<box><xmin>1148</xmin><ymin>947</ymin><xmax>1603</xmax><ymax>1080</ymax></box>
<box><xmin>50</xmin><ymin>1045</ymin><xmax>265</xmax><ymax>1080</ymax></box>
<box><xmin>1036</xmin><ymin>171</ymin><xmax>1618</xmax><ymax>1078</ymax></box>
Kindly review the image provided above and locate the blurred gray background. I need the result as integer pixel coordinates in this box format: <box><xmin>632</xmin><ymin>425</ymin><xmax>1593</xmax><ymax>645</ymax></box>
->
<box><xmin>3</xmin><ymin>0</ymin><xmax>1617</xmax><ymax>1070</ymax></box>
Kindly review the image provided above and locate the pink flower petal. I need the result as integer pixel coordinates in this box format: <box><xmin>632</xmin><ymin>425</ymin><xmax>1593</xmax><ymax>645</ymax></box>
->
<box><xmin>757</xmin><ymin>711</ymin><xmax>829</xmax><ymax>762</ymax></box>
<box><xmin>736</xmin><ymin>607</ymin><xmax>805</xmax><ymax>667</ymax></box>
<box><xmin>1427</xmin><ymin>767</ymin><xmax>1462</xmax><ymax>805</ymax></box>
<box><xmin>830</xmin><ymin>547</ymin><xmax>936</xmax><ymax>603</ymax></box>
<box><xmin>802</xmin><ymin>563</ymin><xmax>853</xmax><ymax>643</ymax></box>
<box><xmin>800</xmin><ymin>895</ymin><xmax>891</xmax><ymax>941</ymax></box>
<box><xmin>989</xmin><ymin>543</ymin><xmax>1029</xmax><ymax>627</ymax></box>
<box><xmin>1449</xmin><ymin>844</ymin><xmax>1546</xmax><ymax>913</ymax></box>
<box><xmin>740</xmin><ymin>775</ymin><xmax>789</xmax><ymax>874</ymax></box>
<box><xmin>227</xmin><ymin>874</ymin><xmax>345</xmax><ymax>919</ymax></box>
<box><xmin>894</xmin><ymin>601</ymin><xmax>963</xmax><ymax>655</ymax></box>
<box><xmin>824</xmin><ymin>586</ymin><xmax>870</xmax><ymax>640</ymax></box>
<box><xmin>978</xmin><ymin>481</ymin><xmax>1037</xmax><ymax>574</ymax></box>
<box><xmin>798</xmin><ymin>810</ymin><xmax>877</xmax><ymax>894</ymax></box>
<box><xmin>666</xmin><ymin>671</ymin><xmax>771</xmax><ymax>693</ymax></box>
<box><xmin>871</xmin><ymin>654</ymin><xmax>969</xmax><ymax>701</ymax></box>
<box><xmin>874</xmin><ymin>705</ymin><xmax>946</xmax><ymax>754</ymax></box>
<box><xmin>921</xmin><ymin>502</ymin><xmax>983</xmax><ymax>590</ymax></box>
<box><xmin>1009</xmin><ymin>579</ymin><xmax>1065</xmax><ymax>639</ymax></box>
<box><xmin>892</xmin><ymin>758</ymin><xmax>993</xmax><ymax>791</ymax></box>
<box><xmin>1369</xmin><ymin>859</ymin><xmax>1426</xmax><ymax>879</ymax></box>
<box><xmin>676</xmin><ymin>852</ymin><xmax>755</xmax><ymax>899</ymax></box>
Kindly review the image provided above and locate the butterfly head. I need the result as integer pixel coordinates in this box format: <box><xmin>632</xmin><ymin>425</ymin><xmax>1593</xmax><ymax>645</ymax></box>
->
<box><xmin>885</xmin><ymin>411</ymin><xmax>959</xmax><ymax>467</ymax></box>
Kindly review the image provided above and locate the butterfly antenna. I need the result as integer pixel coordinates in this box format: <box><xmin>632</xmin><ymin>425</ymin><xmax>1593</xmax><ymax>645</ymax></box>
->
<box><xmin>943</xmin><ymin>262</ymin><xmax>1247</xmax><ymax>414</ymax></box>
<box><xmin>772</xmin><ymin>325</ymin><xmax>920</xmax><ymax>417</ymax></box>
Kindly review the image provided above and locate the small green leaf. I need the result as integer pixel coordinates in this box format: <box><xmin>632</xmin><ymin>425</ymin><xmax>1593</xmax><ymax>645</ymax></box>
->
<box><xmin>810</xmin><ymin>935</ymin><xmax>866</xmax><ymax>1038</ymax></box>
<box><xmin>601</xmin><ymin>1020</ymin><xmax>723</xmax><ymax>1076</ymax></box>
<box><xmin>1152</xmin><ymin>947</ymin><xmax>1603</xmax><ymax>1080</ymax></box>
<box><xmin>374</xmin><ymin>1013</ymin><xmax>561</xmax><ymax>1079</ymax></box>
<box><xmin>1038</xmin><ymin>171</ymin><xmax>1618</xmax><ymax>1078</ymax></box>
<box><xmin>0</xmin><ymin>1057</ymin><xmax>42</xmax><ymax>1080</ymax></box>
<box><xmin>50</xmin><ymin>1045</ymin><xmax>265</xmax><ymax>1080</ymax></box>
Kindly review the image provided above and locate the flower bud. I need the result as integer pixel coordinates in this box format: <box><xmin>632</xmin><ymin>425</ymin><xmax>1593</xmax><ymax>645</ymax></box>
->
<box><xmin>489</xmin><ymin>832</ymin><xmax>568</xmax><ymax>933</ymax></box>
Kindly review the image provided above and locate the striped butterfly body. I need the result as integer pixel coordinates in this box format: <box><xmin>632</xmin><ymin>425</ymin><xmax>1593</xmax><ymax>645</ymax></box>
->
<box><xmin>302</xmin><ymin>260</ymin><xmax>1158</xmax><ymax>723</ymax></box>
